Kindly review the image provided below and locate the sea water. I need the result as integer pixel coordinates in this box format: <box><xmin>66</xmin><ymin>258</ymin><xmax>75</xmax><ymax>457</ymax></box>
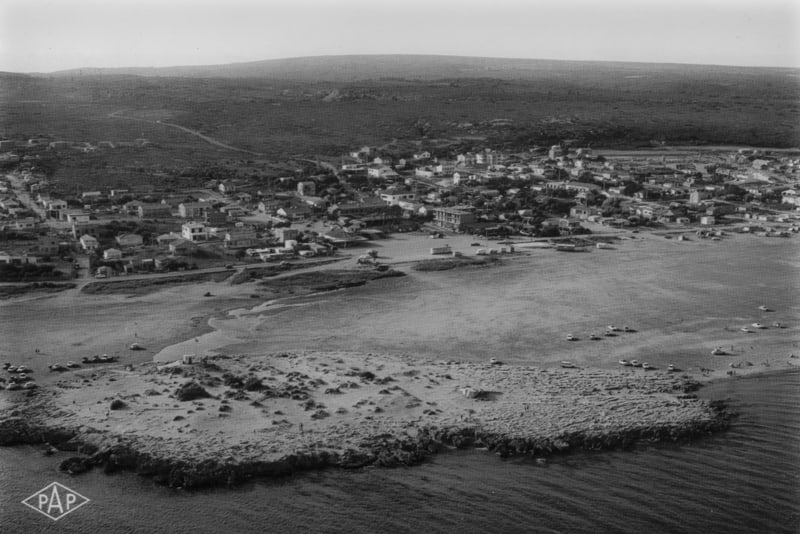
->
<box><xmin>1</xmin><ymin>370</ymin><xmax>797</xmax><ymax>534</ymax></box>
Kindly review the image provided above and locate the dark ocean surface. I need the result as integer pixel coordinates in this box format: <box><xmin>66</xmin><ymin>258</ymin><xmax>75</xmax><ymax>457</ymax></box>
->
<box><xmin>1</xmin><ymin>370</ymin><xmax>798</xmax><ymax>534</ymax></box>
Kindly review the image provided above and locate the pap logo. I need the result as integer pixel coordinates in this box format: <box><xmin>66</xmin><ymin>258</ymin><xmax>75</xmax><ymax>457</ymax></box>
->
<box><xmin>22</xmin><ymin>482</ymin><xmax>90</xmax><ymax>521</ymax></box>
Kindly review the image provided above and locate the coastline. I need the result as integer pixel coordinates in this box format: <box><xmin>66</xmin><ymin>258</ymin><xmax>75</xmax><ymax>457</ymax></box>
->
<box><xmin>1</xmin><ymin>230</ymin><xmax>797</xmax><ymax>490</ymax></box>
<box><xmin>0</xmin><ymin>352</ymin><xmax>733</xmax><ymax>489</ymax></box>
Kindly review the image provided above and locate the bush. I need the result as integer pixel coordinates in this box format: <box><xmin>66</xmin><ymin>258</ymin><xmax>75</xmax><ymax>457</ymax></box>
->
<box><xmin>175</xmin><ymin>381</ymin><xmax>212</xmax><ymax>401</ymax></box>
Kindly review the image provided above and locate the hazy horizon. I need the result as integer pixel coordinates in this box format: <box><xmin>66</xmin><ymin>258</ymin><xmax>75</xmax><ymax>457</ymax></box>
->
<box><xmin>1</xmin><ymin>0</ymin><xmax>798</xmax><ymax>74</ymax></box>
<box><xmin>11</xmin><ymin>53</ymin><xmax>800</xmax><ymax>77</ymax></box>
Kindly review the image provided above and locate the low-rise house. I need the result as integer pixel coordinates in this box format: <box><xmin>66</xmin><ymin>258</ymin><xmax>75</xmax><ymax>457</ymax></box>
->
<box><xmin>122</xmin><ymin>201</ymin><xmax>145</xmax><ymax>215</ymax></box>
<box><xmin>329</xmin><ymin>197</ymin><xmax>392</xmax><ymax>219</ymax></box>
<box><xmin>116</xmin><ymin>233</ymin><xmax>144</xmax><ymax>248</ymax></box>
<box><xmin>103</xmin><ymin>248</ymin><xmax>123</xmax><ymax>260</ymax></box>
<box><xmin>274</xmin><ymin>228</ymin><xmax>300</xmax><ymax>244</ymax></box>
<box><xmin>12</xmin><ymin>217</ymin><xmax>39</xmax><ymax>230</ymax></box>
<box><xmin>45</xmin><ymin>199</ymin><xmax>68</xmax><ymax>218</ymax></box>
<box><xmin>258</xmin><ymin>199</ymin><xmax>283</xmax><ymax>214</ymax></box>
<box><xmin>218</xmin><ymin>181</ymin><xmax>237</xmax><ymax>195</ymax></box>
<box><xmin>156</xmin><ymin>233</ymin><xmax>182</xmax><ymax>247</ymax></box>
<box><xmin>169</xmin><ymin>238</ymin><xmax>197</xmax><ymax>255</ymax></box>
<box><xmin>368</xmin><ymin>165</ymin><xmax>399</xmax><ymax>179</ymax></box>
<box><xmin>138</xmin><ymin>203</ymin><xmax>172</xmax><ymax>219</ymax></box>
<box><xmin>224</xmin><ymin>228</ymin><xmax>259</xmax><ymax>249</ymax></box>
<box><xmin>220</xmin><ymin>204</ymin><xmax>247</xmax><ymax>218</ymax></box>
<box><xmin>181</xmin><ymin>222</ymin><xmax>208</xmax><ymax>242</ymax></box>
<box><xmin>277</xmin><ymin>205</ymin><xmax>312</xmax><ymax>222</ymax></box>
<box><xmin>570</xmin><ymin>206</ymin><xmax>601</xmax><ymax>220</ymax></box>
<box><xmin>781</xmin><ymin>189</ymin><xmax>799</xmax><ymax>206</ymax></box>
<box><xmin>0</xmin><ymin>252</ymin><xmax>38</xmax><ymax>265</ymax></box>
<box><xmin>379</xmin><ymin>191</ymin><xmax>416</xmax><ymax>205</ymax></box>
<box><xmin>297</xmin><ymin>181</ymin><xmax>316</xmax><ymax>196</ymax></box>
<box><xmin>321</xmin><ymin>228</ymin><xmax>368</xmax><ymax>246</ymax></box>
<box><xmin>178</xmin><ymin>202</ymin><xmax>209</xmax><ymax>219</ymax></box>
<box><xmin>203</xmin><ymin>210</ymin><xmax>229</xmax><ymax>226</ymax></box>
<box><xmin>36</xmin><ymin>236</ymin><xmax>61</xmax><ymax>255</ymax></box>
<box><xmin>299</xmin><ymin>195</ymin><xmax>327</xmax><ymax>209</ymax></box>
<box><xmin>700</xmin><ymin>215</ymin><xmax>716</xmax><ymax>225</ymax></box>
<box><xmin>558</xmin><ymin>218</ymin><xmax>584</xmax><ymax>231</ymax></box>
<box><xmin>235</xmin><ymin>192</ymin><xmax>253</xmax><ymax>204</ymax></box>
<box><xmin>79</xmin><ymin>234</ymin><xmax>99</xmax><ymax>252</ymax></box>
<box><xmin>65</xmin><ymin>210</ymin><xmax>91</xmax><ymax>224</ymax></box>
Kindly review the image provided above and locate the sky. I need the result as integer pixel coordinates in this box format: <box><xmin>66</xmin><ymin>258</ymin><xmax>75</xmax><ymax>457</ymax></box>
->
<box><xmin>1</xmin><ymin>0</ymin><xmax>798</xmax><ymax>72</ymax></box>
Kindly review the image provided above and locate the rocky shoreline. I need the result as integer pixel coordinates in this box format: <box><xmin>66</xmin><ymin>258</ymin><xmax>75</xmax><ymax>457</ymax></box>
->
<box><xmin>0</xmin><ymin>351</ymin><xmax>734</xmax><ymax>490</ymax></box>
<box><xmin>0</xmin><ymin>404</ymin><xmax>730</xmax><ymax>490</ymax></box>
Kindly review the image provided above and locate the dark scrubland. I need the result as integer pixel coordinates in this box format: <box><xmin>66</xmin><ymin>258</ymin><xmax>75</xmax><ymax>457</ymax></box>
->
<box><xmin>1</xmin><ymin>56</ymin><xmax>798</xmax><ymax>190</ymax></box>
<box><xmin>255</xmin><ymin>268</ymin><xmax>405</xmax><ymax>297</ymax></box>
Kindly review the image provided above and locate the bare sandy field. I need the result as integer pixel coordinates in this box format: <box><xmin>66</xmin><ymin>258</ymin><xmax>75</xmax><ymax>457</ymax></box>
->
<box><xmin>155</xmin><ymin>231</ymin><xmax>800</xmax><ymax>382</ymax></box>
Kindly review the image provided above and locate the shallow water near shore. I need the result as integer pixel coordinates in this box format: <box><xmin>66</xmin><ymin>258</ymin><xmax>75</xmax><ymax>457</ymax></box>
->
<box><xmin>1</xmin><ymin>370</ymin><xmax>797</xmax><ymax>533</ymax></box>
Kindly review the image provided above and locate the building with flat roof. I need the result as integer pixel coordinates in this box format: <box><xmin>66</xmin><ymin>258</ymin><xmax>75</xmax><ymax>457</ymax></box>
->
<box><xmin>431</xmin><ymin>206</ymin><xmax>476</xmax><ymax>231</ymax></box>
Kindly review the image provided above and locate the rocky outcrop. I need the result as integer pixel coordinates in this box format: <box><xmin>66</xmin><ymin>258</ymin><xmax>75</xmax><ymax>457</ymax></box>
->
<box><xmin>0</xmin><ymin>417</ymin><xmax>77</xmax><ymax>447</ymax></box>
<box><xmin>0</xmin><ymin>399</ymin><xmax>732</xmax><ymax>490</ymax></box>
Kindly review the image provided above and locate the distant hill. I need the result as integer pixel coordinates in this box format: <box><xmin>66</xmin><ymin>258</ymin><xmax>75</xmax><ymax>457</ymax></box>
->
<box><xmin>36</xmin><ymin>55</ymin><xmax>798</xmax><ymax>82</ymax></box>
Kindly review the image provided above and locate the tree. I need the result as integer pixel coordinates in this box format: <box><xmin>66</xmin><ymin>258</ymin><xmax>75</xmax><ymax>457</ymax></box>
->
<box><xmin>622</xmin><ymin>181</ymin><xmax>643</xmax><ymax>196</ymax></box>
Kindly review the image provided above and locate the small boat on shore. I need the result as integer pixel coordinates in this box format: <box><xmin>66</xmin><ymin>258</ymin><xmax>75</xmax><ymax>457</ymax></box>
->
<box><xmin>641</xmin><ymin>362</ymin><xmax>652</xmax><ymax>370</ymax></box>
<box><xmin>751</xmin><ymin>323</ymin><xmax>766</xmax><ymax>329</ymax></box>
<box><xmin>560</xmin><ymin>361</ymin><xmax>577</xmax><ymax>368</ymax></box>
<box><xmin>711</xmin><ymin>347</ymin><xmax>727</xmax><ymax>356</ymax></box>
<box><xmin>589</xmin><ymin>333</ymin><xmax>601</xmax><ymax>340</ymax></box>
<box><xmin>773</xmin><ymin>322</ymin><xmax>786</xmax><ymax>328</ymax></box>
<box><xmin>630</xmin><ymin>360</ymin><xmax>641</xmax><ymax>367</ymax></box>
<box><xmin>489</xmin><ymin>357</ymin><xmax>502</xmax><ymax>365</ymax></box>
<box><xmin>618</xmin><ymin>359</ymin><xmax>632</xmax><ymax>366</ymax></box>
<box><xmin>667</xmin><ymin>364</ymin><xmax>677</xmax><ymax>372</ymax></box>
<box><xmin>740</xmin><ymin>327</ymin><xmax>751</xmax><ymax>333</ymax></box>
<box><xmin>566</xmin><ymin>334</ymin><xmax>577</xmax><ymax>341</ymax></box>
<box><xmin>758</xmin><ymin>305</ymin><xmax>770</xmax><ymax>311</ymax></box>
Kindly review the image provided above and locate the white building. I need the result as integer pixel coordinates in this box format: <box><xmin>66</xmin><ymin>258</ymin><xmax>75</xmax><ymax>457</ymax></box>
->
<box><xmin>79</xmin><ymin>234</ymin><xmax>99</xmax><ymax>252</ymax></box>
<box><xmin>181</xmin><ymin>222</ymin><xmax>208</xmax><ymax>242</ymax></box>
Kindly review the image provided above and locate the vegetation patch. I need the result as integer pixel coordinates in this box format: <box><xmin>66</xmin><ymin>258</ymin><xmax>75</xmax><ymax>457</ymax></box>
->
<box><xmin>0</xmin><ymin>263</ymin><xmax>69</xmax><ymax>282</ymax></box>
<box><xmin>81</xmin><ymin>271</ymin><xmax>233</xmax><ymax>295</ymax></box>
<box><xmin>0</xmin><ymin>282</ymin><xmax>76</xmax><ymax>299</ymax></box>
<box><xmin>413</xmin><ymin>256</ymin><xmax>501</xmax><ymax>272</ymax></box>
<box><xmin>229</xmin><ymin>258</ymin><xmax>342</xmax><ymax>285</ymax></box>
<box><xmin>256</xmin><ymin>268</ymin><xmax>404</xmax><ymax>297</ymax></box>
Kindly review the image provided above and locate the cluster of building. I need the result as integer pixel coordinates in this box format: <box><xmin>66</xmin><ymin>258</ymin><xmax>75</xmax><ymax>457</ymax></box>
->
<box><xmin>1</xmin><ymin>137</ymin><xmax>799</xmax><ymax>278</ymax></box>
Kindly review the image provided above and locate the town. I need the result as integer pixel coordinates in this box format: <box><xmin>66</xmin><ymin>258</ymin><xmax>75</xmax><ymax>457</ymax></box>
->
<box><xmin>1</xmin><ymin>136</ymin><xmax>799</xmax><ymax>282</ymax></box>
